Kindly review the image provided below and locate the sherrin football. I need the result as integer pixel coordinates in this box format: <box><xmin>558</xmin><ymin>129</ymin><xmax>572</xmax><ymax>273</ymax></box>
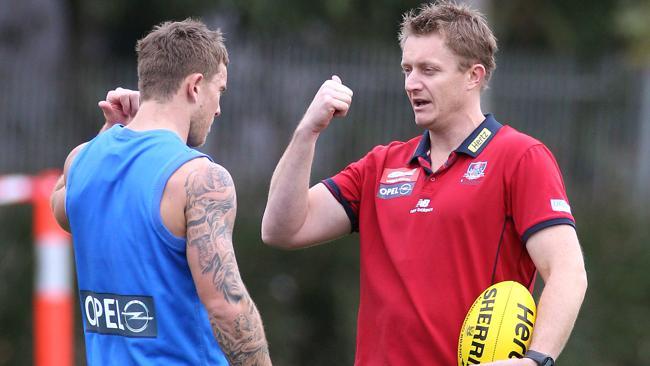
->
<box><xmin>458</xmin><ymin>281</ymin><xmax>536</xmax><ymax>365</ymax></box>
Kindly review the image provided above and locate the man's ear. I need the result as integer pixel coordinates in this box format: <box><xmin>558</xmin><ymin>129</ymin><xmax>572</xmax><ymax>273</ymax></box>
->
<box><xmin>184</xmin><ymin>73</ymin><xmax>204</xmax><ymax>103</ymax></box>
<box><xmin>466</xmin><ymin>64</ymin><xmax>486</xmax><ymax>91</ymax></box>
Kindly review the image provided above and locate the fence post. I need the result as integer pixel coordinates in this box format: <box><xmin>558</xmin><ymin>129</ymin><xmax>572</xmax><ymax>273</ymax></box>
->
<box><xmin>32</xmin><ymin>171</ymin><xmax>73</xmax><ymax>366</ymax></box>
<box><xmin>637</xmin><ymin>68</ymin><xmax>650</xmax><ymax>211</ymax></box>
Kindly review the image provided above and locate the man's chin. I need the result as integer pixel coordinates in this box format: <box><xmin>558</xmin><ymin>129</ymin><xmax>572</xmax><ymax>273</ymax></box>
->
<box><xmin>414</xmin><ymin>117</ymin><xmax>433</xmax><ymax>129</ymax></box>
<box><xmin>187</xmin><ymin>138</ymin><xmax>206</xmax><ymax>148</ymax></box>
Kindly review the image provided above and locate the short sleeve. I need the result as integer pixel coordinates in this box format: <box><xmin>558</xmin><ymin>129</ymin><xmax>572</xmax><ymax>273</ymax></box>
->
<box><xmin>510</xmin><ymin>144</ymin><xmax>576</xmax><ymax>242</ymax></box>
<box><xmin>321</xmin><ymin>154</ymin><xmax>370</xmax><ymax>232</ymax></box>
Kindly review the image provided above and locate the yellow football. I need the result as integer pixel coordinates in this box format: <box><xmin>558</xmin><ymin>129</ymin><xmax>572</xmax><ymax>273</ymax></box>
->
<box><xmin>458</xmin><ymin>281</ymin><xmax>536</xmax><ymax>365</ymax></box>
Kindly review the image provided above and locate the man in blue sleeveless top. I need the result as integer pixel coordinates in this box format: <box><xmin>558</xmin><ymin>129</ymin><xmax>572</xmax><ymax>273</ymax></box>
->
<box><xmin>50</xmin><ymin>19</ymin><xmax>272</xmax><ymax>365</ymax></box>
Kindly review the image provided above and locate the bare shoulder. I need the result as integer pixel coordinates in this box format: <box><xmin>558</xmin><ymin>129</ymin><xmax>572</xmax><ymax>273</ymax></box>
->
<box><xmin>166</xmin><ymin>158</ymin><xmax>235</xmax><ymax>200</ymax></box>
<box><xmin>183</xmin><ymin>159</ymin><xmax>236</xmax><ymax>196</ymax></box>
<box><xmin>176</xmin><ymin>161</ymin><xmax>237</xmax><ymax>223</ymax></box>
<box><xmin>161</xmin><ymin>157</ymin><xmax>235</xmax><ymax>237</ymax></box>
<box><xmin>64</xmin><ymin>142</ymin><xmax>89</xmax><ymax>176</ymax></box>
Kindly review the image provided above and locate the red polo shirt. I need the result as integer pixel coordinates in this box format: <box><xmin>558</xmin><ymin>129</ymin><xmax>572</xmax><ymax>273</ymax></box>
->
<box><xmin>322</xmin><ymin>115</ymin><xmax>575</xmax><ymax>366</ymax></box>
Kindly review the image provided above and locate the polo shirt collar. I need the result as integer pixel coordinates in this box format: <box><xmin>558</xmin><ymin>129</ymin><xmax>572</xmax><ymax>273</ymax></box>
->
<box><xmin>455</xmin><ymin>114</ymin><xmax>502</xmax><ymax>157</ymax></box>
<box><xmin>409</xmin><ymin>114</ymin><xmax>503</xmax><ymax>165</ymax></box>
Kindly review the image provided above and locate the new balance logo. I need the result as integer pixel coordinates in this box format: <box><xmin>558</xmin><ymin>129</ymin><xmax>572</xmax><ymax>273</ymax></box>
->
<box><xmin>410</xmin><ymin>198</ymin><xmax>433</xmax><ymax>214</ymax></box>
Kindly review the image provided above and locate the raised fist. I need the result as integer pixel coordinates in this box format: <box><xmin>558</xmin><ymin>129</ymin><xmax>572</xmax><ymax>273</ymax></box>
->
<box><xmin>98</xmin><ymin>87</ymin><xmax>140</xmax><ymax>127</ymax></box>
<box><xmin>300</xmin><ymin>75</ymin><xmax>353</xmax><ymax>134</ymax></box>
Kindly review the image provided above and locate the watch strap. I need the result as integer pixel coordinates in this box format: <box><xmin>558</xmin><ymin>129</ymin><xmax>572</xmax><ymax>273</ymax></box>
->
<box><xmin>524</xmin><ymin>349</ymin><xmax>555</xmax><ymax>366</ymax></box>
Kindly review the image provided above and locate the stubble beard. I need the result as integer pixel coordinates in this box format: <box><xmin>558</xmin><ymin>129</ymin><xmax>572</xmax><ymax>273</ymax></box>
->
<box><xmin>188</xmin><ymin>116</ymin><xmax>210</xmax><ymax>148</ymax></box>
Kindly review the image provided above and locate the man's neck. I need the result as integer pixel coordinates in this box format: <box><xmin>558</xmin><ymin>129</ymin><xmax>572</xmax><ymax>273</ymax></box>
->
<box><xmin>127</xmin><ymin>100</ymin><xmax>190</xmax><ymax>143</ymax></box>
<box><xmin>427</xmin><ymin>108</ymin><xmax>485</xmax><ymax>156</ymax></box>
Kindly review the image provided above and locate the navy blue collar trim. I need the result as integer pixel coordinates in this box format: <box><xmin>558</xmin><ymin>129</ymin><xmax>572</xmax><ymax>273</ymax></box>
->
<box><xmin>409</xmin><ymin>114</ymin><xmax>503</xmax><ymax>164</ymax></box>
<box><xmin>409</xmin><ymin>130</ymin><xmax>432</xmax><ymax>165</ymax></box>
<box><xmin>455</xmin><ymin>114</ymin><xmax>502</xmax><ymax>157</ymax></box>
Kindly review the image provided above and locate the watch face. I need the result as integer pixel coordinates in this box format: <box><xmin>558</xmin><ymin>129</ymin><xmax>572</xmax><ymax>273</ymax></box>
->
<box><xmin>542</xmin><ymin>358</ymin><xmax>554</xmax><ymax>366</ymax></box>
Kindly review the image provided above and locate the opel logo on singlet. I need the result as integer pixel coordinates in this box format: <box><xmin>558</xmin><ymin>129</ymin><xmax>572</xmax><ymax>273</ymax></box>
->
<box><xmin>122</xmin><ymin>300</ymin><xmax>154</xmax><ymax>333</ymax></box>
<box><xmin>80</xmin><ymin>290</ymin><xmax>158</xmax><ymax>337</ymax></box>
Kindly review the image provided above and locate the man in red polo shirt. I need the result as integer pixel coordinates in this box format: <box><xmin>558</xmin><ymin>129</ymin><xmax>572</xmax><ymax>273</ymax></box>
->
<box><xmin>262</xmin><ymin>2</ymin><xmax>587</xmax><ymax>366</ymax></box>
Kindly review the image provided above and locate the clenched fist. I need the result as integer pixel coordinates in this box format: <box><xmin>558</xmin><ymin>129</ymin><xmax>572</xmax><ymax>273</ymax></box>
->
<box><xmin>98</xmin><ymin>87</ymin><xmax>140</xmax><ymax>128</ymax></box>
<box><xmin>299</xmin><ymin>75</ymin><xmax>353</xmax><ymax>134</ymax></box>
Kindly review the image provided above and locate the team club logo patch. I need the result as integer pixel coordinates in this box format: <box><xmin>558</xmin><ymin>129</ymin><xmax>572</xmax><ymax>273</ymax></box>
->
<box><xmin>377</xmin><ymin>182</ymin><xmax>415</xmax><ymax>199</ymax></box>
<box><xmin>80</xmin><ymin>290</ymin><xmax>157</xmax><ymax>338</ymax></box>
<box><xmin>461</xmin><ymin>161</ymin><xmax>488</xmax><ymax>183</ymax></box>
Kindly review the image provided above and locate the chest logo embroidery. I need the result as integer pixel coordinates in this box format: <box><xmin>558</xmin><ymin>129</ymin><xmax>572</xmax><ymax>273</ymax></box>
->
<box><xmin>380</xmin><ymin>168</ymin><xmax>420</xmax><ymax>184</ymax></box>
<box><xmin>377</xmin><ymin>182</ymin><xmax>415</xmax><ymax>199</ymax></box>
<box><xmin>410</xmin><ymin>198</ymin><xmax>433</xmax><ymax>214</ymax></box>
<box><xmin>377</xmin><ymin>168</ymin><xmax>419</xmax><ymax>200</ymax></box>
<box><xmin>461</xmin><ymin>161</ymin><xmax>488</xmax><ymax>184</ymax></box>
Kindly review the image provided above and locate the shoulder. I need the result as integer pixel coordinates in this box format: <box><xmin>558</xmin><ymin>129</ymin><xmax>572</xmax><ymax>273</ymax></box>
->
<box><xmin>64</xmin><ymin>142</ymin><xmax>90</xmax><ymax>176</ymax></box>
<box><xmin>497</xmin><ymin>125</ymin><xmax>542</xmax><ymax>146</ymax></box>
<box><xmin>491</xmin><ymin>126</ymin><xmax>565</xmax><ymax>178</ymax></box>
<box><xmin>65</xmin><ymin>128</ymin><xmax>125</xmax><ymax>176</ymax></box>
<box><xmin>492</xmin><ymin>125</ymin><xmax>547</xmax><ymax>157</ymax></box>
<box><xmin>160</xmin><ymin>158</ymin><xmax>235</xmax><ymax>236</ymax></box>
<box><xmin>169</xmin><ymin>158</ymin><xmax>235</xmax><ymax>201</ymax></box>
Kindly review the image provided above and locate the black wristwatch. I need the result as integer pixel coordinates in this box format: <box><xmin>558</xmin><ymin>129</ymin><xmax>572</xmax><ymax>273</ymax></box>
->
<box><xmin>524</xmin><ymin>350</ymin><xmax>555</xmax><ymax>366</ymax></box>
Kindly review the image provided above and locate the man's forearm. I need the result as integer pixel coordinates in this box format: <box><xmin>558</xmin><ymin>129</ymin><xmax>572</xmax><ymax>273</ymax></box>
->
<box><xmin>528</xmin><ymin>270</ymin><xmax>587</xmax><ymax>359</ymax></box>
<box><xmin>210</xmin><ymin>296</ymin><xmax>271</xmax><ymax>365</ymax></box>
<box><xmin>262</xmin><ymin>126</ymin><xmax>319</xmax><ymax>241</ymax></box>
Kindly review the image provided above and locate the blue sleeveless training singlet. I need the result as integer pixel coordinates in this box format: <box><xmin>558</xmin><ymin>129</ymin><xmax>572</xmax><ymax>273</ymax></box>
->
<box><xmin>66</xmin><ymin>125</ymin><xmax>228</xmax><ymax>365</ymax></box>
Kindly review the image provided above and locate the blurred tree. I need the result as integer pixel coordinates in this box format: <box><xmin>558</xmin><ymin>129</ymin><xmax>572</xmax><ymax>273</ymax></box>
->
<box><xmin>221</xmin><ymin>0</ymin><xmax>421</xmax><ymax>43</ymax></box>
<box><xmin>490</xmin><ymin>0</ymin><xmax>622</xmax><ymax>57</ymax></box>
<box><xmin>63</xmin><ymin>0</ymin><xmax>650</xmax><ymax>61</ymax></box>
<box><xmin>64</xmin><ymin>0</ymin><xmax>423</xmax><ymax>59</ymax></box>
<box><xmin>616</xmin><ymin>0</ymin><xmax>650</xmax><ymax>63</ymax></box>
<box><xmin>65</xmin><ymin>0</ymin><xmax>214</xmax><ymax>59</ymax></box>
<box><xmin>615</xmin><ymin>1</ymin><xmax>650</xmax><ymax>206</ymax></box>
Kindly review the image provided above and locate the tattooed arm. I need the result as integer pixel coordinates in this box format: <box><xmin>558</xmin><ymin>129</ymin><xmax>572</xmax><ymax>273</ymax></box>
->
<box><xmin>184</xmin><ymin>160</ymin><xmax>271</xmax><ymax>365</ymax></box>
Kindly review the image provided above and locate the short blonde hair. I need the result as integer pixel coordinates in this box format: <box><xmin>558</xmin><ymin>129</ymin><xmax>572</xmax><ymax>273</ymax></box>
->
<box><xmin>399</xmin><ymin>1</ymin><xmax>497</xmax><ymax>87</ymax></box>
<box><xmin>136</xmin><ymin>19</ymin><xmax>229</xmax><ymax>101</ymax></box>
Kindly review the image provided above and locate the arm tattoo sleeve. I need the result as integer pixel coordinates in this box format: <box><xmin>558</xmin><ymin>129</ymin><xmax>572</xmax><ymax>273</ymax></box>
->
<box><xmin>185</xmin><ymin>164</ymin><xmax>271</xmax><ymax>365</ymax></box>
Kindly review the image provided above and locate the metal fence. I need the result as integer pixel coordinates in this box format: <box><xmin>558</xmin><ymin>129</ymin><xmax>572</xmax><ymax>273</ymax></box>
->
<box><xmin>1</xmin><ymin>38</ymin><xmax>647</xmax><ymax>213</ymax></box>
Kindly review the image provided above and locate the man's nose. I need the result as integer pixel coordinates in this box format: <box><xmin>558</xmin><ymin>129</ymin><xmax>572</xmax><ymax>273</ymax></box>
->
<box><xmin>405</xmin><ymin>72</ymin><xmax>422</xmax><ymax>92</ymax></box>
